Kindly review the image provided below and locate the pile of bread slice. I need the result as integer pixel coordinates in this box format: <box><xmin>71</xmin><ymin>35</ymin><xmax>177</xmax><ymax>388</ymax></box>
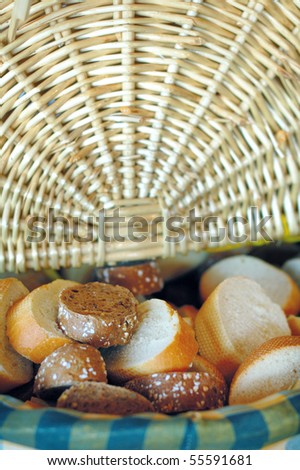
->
<box><xmin>0</xmin><ymin>255</ymin><xmax>300</xmax><ymax>415</ymax></box>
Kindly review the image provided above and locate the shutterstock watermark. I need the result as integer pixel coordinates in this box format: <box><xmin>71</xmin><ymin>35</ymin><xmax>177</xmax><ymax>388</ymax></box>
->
<box><xmin>26</xmin><ymin>207</ymin><xmax>273</xmax><ymax>245</ymax></box>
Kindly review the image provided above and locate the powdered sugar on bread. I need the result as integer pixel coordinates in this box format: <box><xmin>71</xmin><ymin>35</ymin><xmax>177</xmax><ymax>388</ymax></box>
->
<box><xmin>125</xmin><ymin>371</ymin><xmax>227</xmax><ymax>413</ymax></box>
<box><xmin>34</xmin><ymin>343</ymin><xmax>107</xmax><ymax>398</ymax></box>
<box><xmin>57</xmin><ymin>283</ymin><xmax>138</xmax><ymax>348</ymax></box>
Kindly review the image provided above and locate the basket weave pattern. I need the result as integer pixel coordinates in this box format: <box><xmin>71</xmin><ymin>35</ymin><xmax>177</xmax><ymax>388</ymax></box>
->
<box><xmin>1</xmin><ymin>1</ymin><xmax>300</xmax><ymax>271</ymax></box>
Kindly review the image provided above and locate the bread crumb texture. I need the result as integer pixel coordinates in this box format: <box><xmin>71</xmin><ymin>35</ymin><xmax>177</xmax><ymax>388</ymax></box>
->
<box><xmin>125</xmin><ymin>371</ymin><xmax>228</xmax><ymax>413</ymax></box>
<box><xmin>195</xmin><ymin>276</ymin><xmax>291</xmax><ymax>381</ymax></box>
<box><xmin>229</xmin><ymin>336</ymin><xmax>300</xmax><ymax>405</ymax></box>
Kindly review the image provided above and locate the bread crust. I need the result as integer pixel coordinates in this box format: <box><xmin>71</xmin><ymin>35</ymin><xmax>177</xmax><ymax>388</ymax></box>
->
<box><xmin>33</xmin><ymin>343</ymin><xmax>107</xmax><ymax>398</ymax></box>
<box><xmin>195</xmin><ymin>276</ymin><xmax>291</xmax><ymax>382</ymax></box>
<box><xmin>0</xmin><ymin>278</ymin><xmax>34</xmax><ymax>392</ymax></box>
<box><xmin>195</xmin><ymin>287</ymin><xmax>241</xmax><ymax>381</ymax></box>
<box><xmin>57</xmin><ymin>282</ymin><xmax>139</xmax><ymax>348</ymax></box>
<box><xmin>189</xmin><ymin>354</ymin><xmax>226</xmax><ymax>384</ymax></box>
<box><xmin>283</xmin><ymin>280</ymin><xmax>300</xmax><ymax>316</ymax></box>
<box><xmin>199</xmin><ymin>255</ymin><xmax>300</xmax><ymax>316</ymax></box>
<box><xmin>288</xmin><ymin>315</ymin><xmax>300</xmax><ymax>335</ymax></box>
<box><xmin>125</xmin><ymin>371</ymin><xmax>228</xmax><ymax>413</ymax></box>
<box><xmin>98</xmin><ymin>261</ymin><xmax>164</xmax><ymax>295</ymax></box>
<box><xmin>6</xmin><ymin>280</ymin><xmax>78</xmax><ymax>363</ymax></box>
<box><xmin>57</xmin><ymin>382</ymin><xmax>155</xmax><ymax>415</ymax></box>
<box><xmin>106</xmin><ymin>314</ymin><xmax>198</xmax><ymax>383</ymax></box>
<box><xmin>229</xmin><ymin>336</ymin><xmax>300</xmax><ymax>405</ymax></box>
<box><xmin>178</xmin><ymin>305</ymin><xmax>198</xmax><ymax>328</ymax></box>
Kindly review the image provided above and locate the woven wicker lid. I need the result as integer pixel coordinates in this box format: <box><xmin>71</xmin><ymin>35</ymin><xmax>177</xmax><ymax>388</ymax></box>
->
<box><xmin>1</xmin><ymin>1</ymin><xmax>299</xmax><ymax>272</ymax></box>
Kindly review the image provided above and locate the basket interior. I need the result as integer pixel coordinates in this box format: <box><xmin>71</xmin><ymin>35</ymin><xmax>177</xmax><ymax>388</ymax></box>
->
<box><xmin>1</xmin><ymin>0</ymin><xmax>300</xmax><ymax>271</ymax></box>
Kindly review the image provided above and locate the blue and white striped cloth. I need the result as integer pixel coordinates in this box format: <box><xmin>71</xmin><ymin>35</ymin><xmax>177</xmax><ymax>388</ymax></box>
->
<box><xmin>0</xmin><ymin>389</ymin><xmax>300</xmax><ymax>450</ymax></box>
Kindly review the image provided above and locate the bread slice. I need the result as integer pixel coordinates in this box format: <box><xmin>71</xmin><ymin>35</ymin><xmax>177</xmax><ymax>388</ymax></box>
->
<box><xmin>189</xmin><ymin>354</ymin><xmax>226</xmax><ymax>384</ymax></box>
<box><xmin>125</xmin><ymin>371</ymin><xmax>228</xmax><ymax>413</ymax></box>
<box><xmin>33</xmin><ymin>343</ymin><xmax>107</xmax><ymax>399</ymax></box>
<box><xmin>229</xmin><ymin>336</ymin><xmax>300</xmax><ymax>405</ymax></box>
<box><xmin>283</xmin><ymin>258</ymin><xmax>300</xmax><ymax>288</ymax></box>
<box><xmin>200</xmin><ymin>255</ymin><xmax>300</xmax><ymax>316</ymax></box>
<box><xmin>102</xmin><ymin>299</ymin><xmax>198</xmax><ymax>384</ymax></box>
<box><xmin>7</xmin><ymin>279</ymin><xmax>79</xmax><ymax>363</ymax></box>
<box><xmin>177</xmin><ymin>305</ymin><xmax>198</xmax><ymax>328</ymax></box>
<box><xmin>57</xmin><ymin>382</ymin><xmax>154</xmax><ymax>415</ymax></box>
<box><xmin>97</xmin><ymin>261</ymin><xmax>164</xmax><ymax>295</ymax></box>
<box><xmin>195</xmin><ymin>276</ymin><xmax>291</xmax><ymax>382</ymax></box>
<box><xmin>57</xmin><ymin>282</ymin><xmax>138</xmax><ymax>348</ymax></box>
<box><xmin>0</xmin><ymin>278</ymin><xmax>34</xmax><ymax>392</ymax></box>
<box><xmin>287</xmin><ymin>315</ymin><xmax>300</xmax><ymax>336</ymax></box>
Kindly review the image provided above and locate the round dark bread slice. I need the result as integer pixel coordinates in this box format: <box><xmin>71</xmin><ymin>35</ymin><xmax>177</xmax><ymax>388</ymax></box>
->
<box><xmin>57</xmin><ymin>382</ymin><xmax>155</xmax><ymax>415</ymax></box>
<box><xmin>97</xmin><ymin>261</ymin><xmax>164</xmax><ymax>295</ymax></box>
<box><xmin>125</xmin><ymin>371</ymin><xmax>228</xmax><ymax>414</ymax></box>
<box><xmin>57</xmin><ymin>282</ymin><xmax>139</xmax><ymax>348</ymax></box>
<box><xmin>33</xmin><ymin>343</ymin><xmax>107</xmax><ymax>399</ymax></box>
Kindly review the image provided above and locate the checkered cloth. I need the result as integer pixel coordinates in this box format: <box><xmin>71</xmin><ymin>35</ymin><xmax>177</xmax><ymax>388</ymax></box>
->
<box><xmin>0</xmin><ymin>389</ymin><xmax>300</xmax><ymax>450</ymax></box>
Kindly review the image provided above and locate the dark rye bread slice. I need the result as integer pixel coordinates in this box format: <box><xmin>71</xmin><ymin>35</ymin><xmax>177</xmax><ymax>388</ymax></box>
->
<box><xmin>33</xmin><ymin>343</ymin><xmax>107</xmax><ymax>399</ymax></box>
<box><xmin>57</xmin><ymin>282</ymin><xmax>139</xmax><ymax>348</ymax></box>
<box><xmin>57</xmin><ymin>382</ymin><xmax>155</xmax><ymax>415</ymax></box>
<box><xmin>98</xmin><ymin>261</ymin><xmax>164</xmax><ymax>296</ymax></box>
<box><xmin>125</xmin><ymin>371</ymin><xmax>228</xmax><ymax>414</ymax></box>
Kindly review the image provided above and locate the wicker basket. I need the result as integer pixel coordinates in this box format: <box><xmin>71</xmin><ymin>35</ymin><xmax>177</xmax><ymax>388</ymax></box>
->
<box><xmin>1</xmin><ymin>0</ymin><xmax>300</xmax><ymax>272</ymax></box>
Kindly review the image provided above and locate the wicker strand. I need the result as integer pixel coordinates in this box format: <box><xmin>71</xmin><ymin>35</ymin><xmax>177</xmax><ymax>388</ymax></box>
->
<box><xmin>1</xmin><ymin>1</ymin><xmax>299</xmax><ymax>271</ymax></box>
<box><xmin>7</xmin><ymin>0</ymin><xmax>31</xmax><ymax>42</ymax></box>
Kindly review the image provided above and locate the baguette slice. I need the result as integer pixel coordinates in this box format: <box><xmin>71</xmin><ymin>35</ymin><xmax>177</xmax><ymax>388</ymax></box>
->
<box><xmin>195</xmin><ymin>276</ymin><xmax>291</xmax><ymax>382</ymax></box>
<box><xmin>0</xmin><ymin>278</ymin><xmax>34</xmax><ymax>392</ymax></box>
<box><xmin>7</xmin><ymin>280</ymin><xmax>79</xmax><ymax>363</ymax></box>
<box><xmin>229</xmin><ymin>336</ymin><xmax>300</xmax><ymax>405</ymax></box>
<box><xmin>102</xmin><ymin>299</ymin><xmax>198</xmax><ymax>384</ymax></box>
<box><xmin>200</xmin><ymin>255</ymin><xmax>300</xmax><ymax>316</ymax></box>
